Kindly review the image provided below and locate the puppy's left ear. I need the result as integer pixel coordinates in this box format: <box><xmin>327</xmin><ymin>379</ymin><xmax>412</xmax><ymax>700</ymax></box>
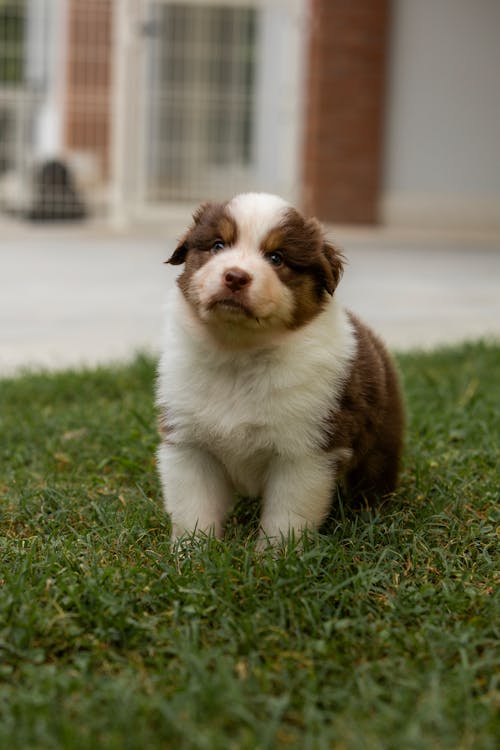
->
<box><xmin>165</xmin><ymin>238</ymin><xmax>188</xmax><ymax>265</ymax></box>
<box><xmin>321</xmin><ymin>241</ymin><xmax>344</xmax><ymax>295</ymax></box>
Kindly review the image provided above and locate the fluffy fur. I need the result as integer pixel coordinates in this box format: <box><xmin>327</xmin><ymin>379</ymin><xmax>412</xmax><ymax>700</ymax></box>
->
<box><xmin>156</xmin><ymin>193</ymin><xmax>404</xmax><ymax>547</ymax></box>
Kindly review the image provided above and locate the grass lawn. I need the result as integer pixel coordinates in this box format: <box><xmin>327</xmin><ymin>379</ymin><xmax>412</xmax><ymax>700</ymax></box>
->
<box><xmin>0</xmin><ymin>341</ymin><xmax>498</xmax><ymax>750</ymax></box>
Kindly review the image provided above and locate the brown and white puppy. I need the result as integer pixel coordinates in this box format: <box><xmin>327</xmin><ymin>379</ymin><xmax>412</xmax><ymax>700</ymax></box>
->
<box><xmin>156</xmin><ymin>193</ymin><xmax>404</xmax><ymax>547</ymax></box>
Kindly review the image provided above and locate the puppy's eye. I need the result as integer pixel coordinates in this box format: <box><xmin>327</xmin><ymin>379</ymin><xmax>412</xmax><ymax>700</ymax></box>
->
<box><xmin>268</xmin><ymin>251</ymin><xmax>284</xmax><ymax>267</ymax></box>
<box><xmin>211</xmin><ymin>239</ymin><xmax>225</xmax><ymax>254</ymax></box>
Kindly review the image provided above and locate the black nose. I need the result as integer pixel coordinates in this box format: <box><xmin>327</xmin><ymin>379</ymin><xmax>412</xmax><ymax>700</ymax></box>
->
<box><xmin>224</xmin><ymin>267</ymin><xmax>252</xmax><ymax>292</ymax></box>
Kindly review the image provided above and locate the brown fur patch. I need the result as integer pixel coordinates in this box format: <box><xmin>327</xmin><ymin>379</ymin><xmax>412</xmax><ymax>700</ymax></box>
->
<box><xmin>323</xmin><ymin>312</ymin><xmax>405</xmax><ymax>501</ymax></box>
<box><xmin>167</xmin><ymin>202</ymin><xmax>239</xmax><ymax>301</ymax></box>
<box><xmin>261</xmin><ymin>208</ymin><xmax>345</xmax><ymax>328</ymax></box>
<box><xmin>167</xmin><ymin>202</ymin><xmax>238</xmax><ymax>266</ymax></box>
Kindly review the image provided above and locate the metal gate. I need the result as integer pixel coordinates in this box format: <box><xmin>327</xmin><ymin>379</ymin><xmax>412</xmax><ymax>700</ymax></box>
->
<box><xmin>0</xmin><ymin>1</ymin><xmax>307</xmax><ymax>224</ymax></box>
<box><xmin>142</xmin><ymin>2</ymin><xmax>257</xmax><ymax>202</ymax></box>
<box><xmin>113</xmin><ymin>0</ymin><xmax>307</xmax><ymax>223</ymax></box>
<box><xmin>0</xmin><ymin>0</ymin><xmax>112</xmax><ymax>219</ymax></box>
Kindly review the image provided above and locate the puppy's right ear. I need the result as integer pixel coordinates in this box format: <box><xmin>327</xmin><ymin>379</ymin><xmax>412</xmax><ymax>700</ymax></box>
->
<box><xmin>165</xmin><ymin>202</ymin><xmax>213</xmax><ymax>264</ymax></box>
<box><xmin>165</xmin><ymin>240</ymin><xmax>188</xmax><ymax>265</ymax></box>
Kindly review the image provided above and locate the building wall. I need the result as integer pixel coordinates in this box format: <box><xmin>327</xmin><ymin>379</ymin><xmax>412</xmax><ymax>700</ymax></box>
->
<box><xmin>302</xmin><ymin>0</ymin><xmax>389</xmax><ymax>223</ymax></box>
<box><xmin>64</xmin><ymin>0</ymin><xmax>113</xmax><ymax>179</ymax></box>
<box><xmin>383</xmin><ymin>0</ymin><xmax>500</xmax><ymax>230</ymax></box>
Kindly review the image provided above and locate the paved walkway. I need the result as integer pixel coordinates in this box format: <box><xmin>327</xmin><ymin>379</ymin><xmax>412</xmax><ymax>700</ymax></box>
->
<box><xmin>1</xmin><ymin>218</ymin><xmax>499</xmax><ymax>374</ymax></box>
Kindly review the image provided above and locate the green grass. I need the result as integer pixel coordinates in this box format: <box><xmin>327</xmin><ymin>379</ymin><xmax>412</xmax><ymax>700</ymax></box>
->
<box><xmin>0</xmin><ymin>342</ymin><xmax>498</xmax><ymax>750</ymax></box>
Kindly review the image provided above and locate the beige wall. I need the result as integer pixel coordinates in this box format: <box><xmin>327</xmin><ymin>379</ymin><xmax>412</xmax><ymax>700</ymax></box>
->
<box><xmin>383</xmin><ymin>0</ymin><xmax>500</xmax><ymax>230</ymax></box>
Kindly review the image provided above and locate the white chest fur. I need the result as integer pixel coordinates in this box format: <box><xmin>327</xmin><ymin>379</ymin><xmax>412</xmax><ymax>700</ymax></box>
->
<box><xmin>157</xmin><ymin>290</ymin><xmax>356</xmax><ymax>497</ymax></box>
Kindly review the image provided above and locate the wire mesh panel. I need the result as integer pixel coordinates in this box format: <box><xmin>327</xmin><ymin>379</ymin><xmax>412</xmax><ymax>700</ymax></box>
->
<box><xmin>0</xmin><ymin>0</ymin><xmax>111</xmax><ymax>220</ymax></box>
<box><xmin>142</xmin><ymin>2</ymin><xmax>258</xmax><ymax>203</ymax></box>
<box><xmin>0</xmin><ymin>0</ymin><xmax>43</xmax><ymax>215</ymax></box>
<box><xmin>0</xmin><ymin>0</ymin><xmax>306</xmax><ymax>222</ymax></box>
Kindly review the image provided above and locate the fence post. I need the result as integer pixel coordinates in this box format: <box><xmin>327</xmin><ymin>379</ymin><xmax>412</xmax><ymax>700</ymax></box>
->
<box><xmin>110</xmin><ymin>0</ymin><xmax>142</xmax><ymax>229</ymax></box>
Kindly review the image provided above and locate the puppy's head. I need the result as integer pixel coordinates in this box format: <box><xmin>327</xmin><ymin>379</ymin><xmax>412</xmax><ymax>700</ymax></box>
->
<box><xmin>167</xmin><ymin>193</ymin><xmax>343</xmax><ymax>347</ymax></box>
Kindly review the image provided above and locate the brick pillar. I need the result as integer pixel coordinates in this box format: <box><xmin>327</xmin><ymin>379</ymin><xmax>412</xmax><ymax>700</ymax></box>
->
<box><xmin>302</xmin><ymin>0</ymin><xmax>390</xmax><ymax>223</ymax></box>
<box><xmin>64</xmin><ymin>0</ymin><xmax>113</xmax><ymax>178</ymax></box>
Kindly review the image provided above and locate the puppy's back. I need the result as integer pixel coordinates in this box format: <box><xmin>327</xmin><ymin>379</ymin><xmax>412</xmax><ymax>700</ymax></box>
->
<box><xmin>325</xmin><ymin>312</ymin><xmax>405</xmax><ymax>501</ymax></box>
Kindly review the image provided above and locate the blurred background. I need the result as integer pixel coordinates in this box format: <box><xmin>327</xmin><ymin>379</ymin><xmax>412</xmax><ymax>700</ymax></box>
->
<box><xmin>1</xmin><ymin>0</ymin><xmax>499</xmax><ymax>371</ymax></box>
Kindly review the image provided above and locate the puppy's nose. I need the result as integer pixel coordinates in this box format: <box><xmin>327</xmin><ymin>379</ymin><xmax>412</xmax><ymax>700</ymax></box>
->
<box><xmin>224</xmin><ymin>267</ymin><xmax>252</xmax><ymax>292</ymax></box>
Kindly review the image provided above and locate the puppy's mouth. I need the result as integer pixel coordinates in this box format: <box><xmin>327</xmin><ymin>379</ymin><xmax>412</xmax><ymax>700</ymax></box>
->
<box><xmin>207</xmin><ymin>296</ymin><xmax>254</xmax><ymax>318</ymax></box>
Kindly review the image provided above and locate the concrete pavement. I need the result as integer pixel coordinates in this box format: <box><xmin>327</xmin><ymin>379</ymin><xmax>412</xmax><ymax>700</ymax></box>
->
<box><xmin>1</xmin><ymin>218</ymin><xmax>499</xmax><ymax>375</ymax></box>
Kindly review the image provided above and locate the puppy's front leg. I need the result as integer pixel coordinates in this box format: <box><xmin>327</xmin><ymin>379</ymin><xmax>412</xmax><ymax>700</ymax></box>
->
<box><xmin>157</xmin><ymin>443</ymin><xmax>234</xmax><ymax>542</ymax></box>
<box><xmin>259</xmin><ymin>454</ymin><xmax>335</xmax><ymax>547</ymax></box>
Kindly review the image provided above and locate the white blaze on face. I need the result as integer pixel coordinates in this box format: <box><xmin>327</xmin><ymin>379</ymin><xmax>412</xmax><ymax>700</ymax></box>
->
<box><xmin>228</xmin><ymin>193</ymin><xmax>290</xmax><ymax>247</ymax></box>
<box><xmin>189</xmin><ymin>193</ymin><xmax>295</xmax><ymax>328</ymax></box>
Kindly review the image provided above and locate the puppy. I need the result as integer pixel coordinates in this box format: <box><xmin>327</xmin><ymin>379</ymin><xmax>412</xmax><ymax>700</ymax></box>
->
<box><xmin>156</xmin><ymin>193</ymin><xmax>404</xmax><ymax>547</ymax></box>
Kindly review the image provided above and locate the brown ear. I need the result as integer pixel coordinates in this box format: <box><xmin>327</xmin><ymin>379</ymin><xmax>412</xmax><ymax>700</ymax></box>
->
<box><xmin>165</xmin><ymin>202</ymin><xmax>217</xmax><ymax>265</ymax></box>
<box><xmin>166</xmin><ymin>240</ymin><xmax>188</xmax><ymax>265</ymax></box>
<box><xmin>321</xmin><ymin>241</ymin><xmax>344</xmax><ymax>295</ymax></box>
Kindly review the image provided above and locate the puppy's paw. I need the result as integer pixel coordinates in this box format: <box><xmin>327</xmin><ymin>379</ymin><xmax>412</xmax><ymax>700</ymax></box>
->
<box><xmin>255</xmin><ymin>527</ymin><xmax>306</xmax><ymax>556</ymax></box>
<box><xmin>254</xmin><ymin>532</ymin><xmax>276</xmax><ymax>555</ymax></box>
<box><xmin>169</xmin><ymin>525</ymin><xmax>221</xmax><ymax>555</ymax></box>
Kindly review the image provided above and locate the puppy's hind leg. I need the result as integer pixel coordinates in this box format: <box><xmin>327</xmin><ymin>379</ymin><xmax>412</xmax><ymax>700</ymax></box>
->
<box><xmin>157</xmin><ymin>443</ymin><xmax>234</xmax><ymax>543</ymax></box>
